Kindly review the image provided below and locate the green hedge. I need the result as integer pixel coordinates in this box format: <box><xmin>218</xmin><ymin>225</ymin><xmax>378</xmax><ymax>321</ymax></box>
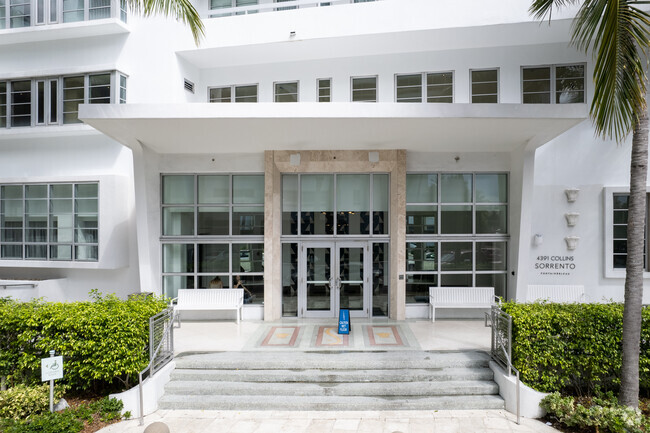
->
<box><xmin>501</xmin><ymin>302</ymin><xmax>650</xmax><ymax>395</ymax></box>
<box><xmin>0</xmin><ymin>292</ymin><xmax>168</xmax><ymax>393</ymax></box>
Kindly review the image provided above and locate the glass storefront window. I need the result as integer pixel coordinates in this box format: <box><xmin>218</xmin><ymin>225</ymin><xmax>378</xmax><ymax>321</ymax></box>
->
<box><xmin>282</xmin><ymin>243</ymin><xmax>298</xmax><ymax>317</ymax></box>
<box><xmin>301</xmin><ymin>174</ymin><xmax>334</xmax><ymax>235</ymax></box>
<box><xmin>373</xmin><ymin>174</ymin><xmax>389</xmax><ymax>235</ymax></box>
<box><xmin>337</xmin><ymin>174</ymin><xmax>370</xmax><ymax>235</ymax></box>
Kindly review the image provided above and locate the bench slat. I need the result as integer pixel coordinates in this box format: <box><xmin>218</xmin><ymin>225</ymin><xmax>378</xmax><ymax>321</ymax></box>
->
<box><xmin>428</xmin><ymin>287</ymin><xmax>495</xmax><ymax>322</ymax></box>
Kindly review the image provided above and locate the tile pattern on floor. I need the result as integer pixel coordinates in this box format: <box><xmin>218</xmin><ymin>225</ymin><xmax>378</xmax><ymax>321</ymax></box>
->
<box><xmin>248</xmin><ymin>323</ymin><xmax>420</xmax><ymax>351</ymax></box>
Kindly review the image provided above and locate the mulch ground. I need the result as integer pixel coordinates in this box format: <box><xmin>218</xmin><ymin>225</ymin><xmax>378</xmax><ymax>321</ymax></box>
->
<box><xmin>64</xmin><ymin>396</ymin><xmax>122</xmax><ymax>433</ymax></box>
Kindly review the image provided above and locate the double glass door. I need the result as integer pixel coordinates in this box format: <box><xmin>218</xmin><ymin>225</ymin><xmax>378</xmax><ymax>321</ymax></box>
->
<box><xmin>299</xmin><ymin>241</ymin><xmax>370</xmax><ymax>318</ymax></box>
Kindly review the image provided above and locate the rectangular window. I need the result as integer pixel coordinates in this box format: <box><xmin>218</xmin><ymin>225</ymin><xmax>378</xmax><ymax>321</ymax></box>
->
<box><xmin>0</xmin><ymin>82</ymin><xmax>6</xmax><ymax>128</ymax></box>
<box><xmin>352</xmin><ymin>76</ymin><xmax>377</xmax><ymax>102</ymax></box>
<box><xmin>62</xmin><ymin>76</ymin><xmax>84</xmax><ymax>124</ymax></box>
<box><xmin>161</xmin><ymin>174</ymin><xmax>264</xmax><ymax>300</ymax></box>
<box><xmin>405</xmin><ymin>172</ymin><xmax>508</xmax><ymax>302</ymax></box>
<box><xmin>209</xmin><ymin>84</ymin><xmax>258</xmax><ymax>103</ymax></box>
<box><xmin>0</xmin><ymin>182</ymin><xmax>98</xmax><ymax>261</ymax></box>
<box><xmin>2</xmin><ymin>71</ymin><xmax>122</xmax><ymax>128</ymax></box>
<box><xmin>274</xmin><ymin>81</ymin><xmax>298</xmax><ymax>102</ymax></box>
<box><xmin>10</xmin><ymin>80</ymin><xmax>31</xmax><ymax>127</ymax></box>
<box><xmin>0</xmin><ymin>0</ymin><xmax>6</xmax><ymax>29</ymax></box>
<box><xmin>119</xmin><ymin>74</ymin><xmax>127</xmax><ymax>103</ymax></box>
<box><xmin>62</xmin><ymin>0</ymin><xmax>84</xmax><ymax>22</ymax></box>
<box><xmin>89</xmin><ymin>0</ymin><xmax>111</xmax><ymax>19</ymax></box>
<box><xmin>396</xmin><ymin>74</ymin><xmax>422</xmax><ymax>103</ymax></box>
<box><xmin>471</xmin><ymin>69</ymin><xmax>498</xmax><ymax>103</ymax></box>
<box><xmin>317</xmin><ymin>78</ymin><xmax>331</xmax><ymax>102</ymax></box>
<box><xmin>612</xmin><ymin>193</ymin><xmax>647</xmax><ymax>269</ymax></box>
<box><xmin>120</xmin><ymin>0</ymin><xmax>126</xmax><ymax>21</ymax></box>
<box><xmin>427</xmin><ymin>72</ymin><xmax>453</xmax><ymax>103</ymax></box>
<box><xmin>10</xmin><ymin>0</ymin><xmax>30</xmax><ymax>28</ymax></box>
<box><xmin>522</xmin><ymin>64</ymin><xmax>585</xmax><ymax>104</ymax></box>
<box><xmin>88</xmin><ymin>73</ymin><xmax>111</xmax><ymax>103</ymax></box>
<box><xmin>210</xmin><ymin>0</ymin><xmax>257</xmax><ymax>16</ymax></box>
<box><xmin>396</xmin><ymin>72</ymin><xmax>453</xmax><ymax>103</ymax></box>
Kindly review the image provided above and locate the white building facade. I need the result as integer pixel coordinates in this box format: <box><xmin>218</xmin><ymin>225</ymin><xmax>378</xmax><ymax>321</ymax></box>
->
<box><xmin>0</xmin><ymin>0</ymin><xmax>642</xmax><ymax>320</ymax></box>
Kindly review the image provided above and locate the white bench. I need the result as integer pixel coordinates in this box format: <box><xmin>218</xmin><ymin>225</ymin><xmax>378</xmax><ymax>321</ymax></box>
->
<box><xmin>429</xmin><ymin>287</ymin><xmax>497</xmax><ymax>322</ymax></box>
<box><xmin>526</xmin><ymin>285</ymin><xmax>585</xmax><ymax>303</ymax></box>
<box><xmin>172</xmin><ymin>289</ymin><xmax>244</xmax><ymax>326</ymax></box>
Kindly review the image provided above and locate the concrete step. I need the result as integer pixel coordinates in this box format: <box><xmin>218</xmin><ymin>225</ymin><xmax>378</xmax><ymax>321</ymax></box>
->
<box><xmin>170</xmin><ymin>367</ymin><xmax>494</xmax><ymax>383</ymax></box>
<box><xmin>174</xmin><ymin>350</ymin><xmax>491</xmax><ymax>370</ymax></box>
<box><xmin>164</xmin><ymin>379</ymin><xmax>499</xmax><ymax>397</ymax></box>
<box><xmin>158</xmin><ymin>394</ymin><xmax>506</xmax><ymax>411</ymax></box>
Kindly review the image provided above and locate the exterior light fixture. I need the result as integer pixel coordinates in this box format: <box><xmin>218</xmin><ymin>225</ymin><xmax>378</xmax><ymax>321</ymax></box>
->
<box><xmin>533</xmin><ymin>234</ymin><xmax>543</xmax><ymax>246</ymax></box>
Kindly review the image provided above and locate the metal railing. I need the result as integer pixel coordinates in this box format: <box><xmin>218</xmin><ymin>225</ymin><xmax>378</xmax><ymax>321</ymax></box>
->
<box><xmin>138</xmin><ymin>306</ymin><xmax>174</xmax><ymax>426</ymax></box>
<box><xmin>487</xmin><ymin>305</ymin><xmax>520</xmax><ymax>425</ymax></box>
<box><xmin>208</xmin><ymin>0</ymin><xmax>379</xmax><ymax>18</ymax></box>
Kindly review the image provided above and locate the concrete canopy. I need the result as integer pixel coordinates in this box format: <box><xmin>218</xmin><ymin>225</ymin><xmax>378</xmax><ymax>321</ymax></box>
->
<box><xmin>79</xmin><ymin>102</ymin><xmax>588</xmax><ymax>154</ymax></box>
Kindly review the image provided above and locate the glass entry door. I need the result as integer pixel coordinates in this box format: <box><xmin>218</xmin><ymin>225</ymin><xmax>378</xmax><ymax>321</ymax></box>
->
<box><xmin>299</xmin><ymin>241</ymin><xmax>370</xmax><ymax>318</ymax></box>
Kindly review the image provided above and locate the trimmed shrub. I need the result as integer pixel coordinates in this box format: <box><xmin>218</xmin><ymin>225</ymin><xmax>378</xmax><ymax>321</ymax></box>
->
<box><xmin>0</xmin><ymin>292</ymin><xmax>168</xmax><ymax>393</ymax></box>
<box><xmin>0</xmin><ymin>384</ymin><xmax>67</xmax><ymax>420</ymax></box>
<box><xmin>501</xmin><ymin>302</ymin><xmax>650</xmax><ymax>395</ymax></box>
<box><xmin>541</xmin><ymin>392</ymin><xmax>650</xmax><ymax>433</ymax></box>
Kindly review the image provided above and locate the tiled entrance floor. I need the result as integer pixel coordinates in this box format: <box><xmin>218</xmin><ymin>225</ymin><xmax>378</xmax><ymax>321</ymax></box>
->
<box><xmin>174</xmin><ymin>319</ymin><xmax>490</xmax><ymax>355</ymax></box>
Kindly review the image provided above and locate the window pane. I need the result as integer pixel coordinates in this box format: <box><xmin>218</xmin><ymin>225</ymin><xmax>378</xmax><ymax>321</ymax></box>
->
<box><xmin>11</xmin><ymin>80</ymin><xmax>31</xmax><ymax>127</ymax></box>
<box><xmin>235</xmin><ymin>85</ymin><xmax>257</xmax><ymax>102</ymax></box>
<box><xmin>373</xmin><ymin>174</ymin><xmax>389</xmax><ymax>235</ymax></box>
<box><xmin>198</xmin><ymin>175</ymin><xmax>229</xmax><ymax>204</ymax></box>
<box><xmin>50</xmin><ymin>244</ymin><xmax>72</xmax><ymax>260</ymax></box>
<box><xmin>233</xmin><ymin>243</ymin><xmax>263</xmax><ymax>273</ymax></box>
<box><xmin>406</xmin><ymin>205</ymin><xmax>437</xmax><ymax>234</ymax></box>
<box><xmin>556</xmin><ymin>65</ymin><xmax>584</xmax><ymax>103</ymax></box>
<box><xmin>440</xmin><ymin>205</ymin><xmax>472</xmax><ymax>234</ymax></box>
<box><xmin>163</xmin><ymin>276</ymin><xmax>194</xmax><ymax>298</ymax></box>
<box><xmin>352</xmin><ymin>77</ymin><xmax>376</xmax><ymax>102</ymax></box>
<box><xmin>406</xmin><ymin>242</ymin><xmax>437</xmax><ymax>272</ymax></box>
<box><xmin>163</xmin><ymin>243</ymin><xmax>193</xmax><ymax>273</ymax></box>
<box><xmin>301</xmin><ymin>174</ymin><xmax>334</xmax><ymax>235</ymax></box>
<box><xmin>163</xmin><ymin>207</ymin><xmax>194</xmax><ymax>236</ymax></box>
<box><xmin>476</xmin><ymin>205</ymin><xmax>507</xmax><ymax>234</ymax></box>
<box><xmin>163</xmin><ymin>175</ymin><xmax>194</xmax><ymax>204</ymax></box>
<box><xmin>198</xmin><ymin>243</ymin><xmax>228</xmax><ymax>273</ymax></box>
<box><xmin>233</xmin><ymin>206</ymin><xmax>263</xmax><ymax>235</ymax></box>
<box><xmin>318</xmin><ymin>78</ymin><xmax>331</xmax><ymax>102</ymax></box>
<box><xmin>26</xmin><ymin>244</ymin><xmax>47</xmax><ymax>259</ymax></box>
<box><xmin>407</xmin><ymin>174</ymin><xmax>437</xmax><ymax>203</ymax></box>
<box><xmin>282</xmin><ymin>174</ymin><xmax>298</xmax><ymax>235</ymax></box>
<box><xmin>274</xmin><ymin>81</ymin><xmax>298</xmax><ymax>102</ymax></box>
<box><xmin>76</xmin><ymin>183</ymin><xmax>98</xmax><ymax>198</ymax></box>
<box><xmin>75</xmin><ymin>245</ymin><xmax>98</xmax><ymax>261</ymax></box>
<box><xmin>63</xmin><ymin>76</ymin><xmax>84</xmax><ymax>124</ymax></box>
<box><xmin>282</xmin><ymin>243</ymin><xmax>298</xmax><ymax>316</ymax></box>
<box><xmin>233</xmin><ymin>175</ymin><xmax>264</xmax><ymax>204</ymax></box>
<box><xmin>406</xmin><ymin>274</ymin><xmax>436</xmax><ymax>304</ymax></box>
<box><xmin>476</xmin><ymin>174</ymin><xmax>507</xmax><ymax>203</ymax></box>
<box><xmin>440</xmin><ymin>242</ymin><xmax>472</xmax><ymax>271</ymax></box>
<box><xmin>441</xmin><ymin>274</ymin><xmax>472</xmax><ymax>287</ymax></box>
<box><xmin>396</xmin><ymin>74</ymin><xmax>422</xmax><ymax>103</ymax></box>
<box><xmin>440</xmin><ymin>174</ymin><xmax>472</xmax><ymax>202</ymax></box>
<box><xmin>476</xmin><ymin>273</ymin><xmax>507</xmax><ymax>299</ymax></box>
<box><xmin>337</xmin><ymin>174</ymin><xmax>369</xmax><ymax>235</ymax></box>
<box><xmin>476</xmin><ymin>242</ymin><xmax>506</xmax><ymax>271</ymax></box>
<box><xmin>233</xmin><ymin>274</ymin><xmax>263</xmax><ymax>304</ymax></box>
<box><xmin>427</xmin><ymin>72</ymin><xmax>453</xmax><ymax>102</ymax></box>
<box><xmin>209</xmin><ymin>87</ymin><xmax>231</xmax><ymax>103</ymax></box>
<box><xmin>1</xmin><ymin>244</ymin><xmax>22</xmax><ymax>258</ymax></box>
<box><xmin>198</xmin><ymin>206</ymin><xmax>229</xmax><ymax>235</ymax></box>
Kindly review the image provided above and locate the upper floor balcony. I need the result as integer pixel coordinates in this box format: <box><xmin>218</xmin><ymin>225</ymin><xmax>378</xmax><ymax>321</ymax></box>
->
<box><xmin>0</xmin><ymin>0</ymin><xmax>127</xmax><ymax>45</ymax></box>
<box><xmin>208</xmin><ymin>0</ymin><xmax>377</xmax><ymax>19</ymax></box>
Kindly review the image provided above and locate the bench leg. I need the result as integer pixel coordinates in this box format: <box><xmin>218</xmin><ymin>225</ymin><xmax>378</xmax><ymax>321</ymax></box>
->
<box><xmin>430</xmin><ymin>305</ymin><xmax>436</xmax><ymax>322</ymax></box>
<box><xmin>237</xmin><ymin>307</ymin><xmax>241</xmax><ymax>324</ymax></box>
<box><xmin>177</xmin><ymin>311</ymin><xmax>181</xmax><ymax>328</ymax></box>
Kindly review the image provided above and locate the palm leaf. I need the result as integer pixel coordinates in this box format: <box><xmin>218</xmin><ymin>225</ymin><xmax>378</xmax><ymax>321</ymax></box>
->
<box><xmin>128</xmin><ymin>0</ymin><xmax>205</xmax><ymax>44</ymax></box>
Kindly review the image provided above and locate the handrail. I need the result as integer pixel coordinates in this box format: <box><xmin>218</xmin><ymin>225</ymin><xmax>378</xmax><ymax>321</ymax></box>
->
<box><xmin>138</xmin><ymin>306</ymin><xmax>174</xmax><ymax>426</ymax></box>
<box><xmin>208</xmin><ymin>0</ymin><xmax>379</xmax><ymax>18</ymax></box>
<box><xmin>0</xmin><ymin>283</ymin><xmax>37</xmax><ymax>289</ymax></box>
<box><xmin>487</xmin><ymin>305</ymin><xmax>520</xmax><ymax>425</ymax></box>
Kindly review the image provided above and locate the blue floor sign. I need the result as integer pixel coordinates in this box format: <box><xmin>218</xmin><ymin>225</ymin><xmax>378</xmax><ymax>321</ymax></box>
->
<box><xmin>338</xmin><ymin>309</ymin><xmax>350</xmax><ymax>335</ymax></box>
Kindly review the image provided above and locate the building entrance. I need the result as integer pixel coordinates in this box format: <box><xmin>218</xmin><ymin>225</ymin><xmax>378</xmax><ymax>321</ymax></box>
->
<box><xmin>299</xmin><ymin>241</ymin><xmax>371</xmax><ymax>318</ymax></box>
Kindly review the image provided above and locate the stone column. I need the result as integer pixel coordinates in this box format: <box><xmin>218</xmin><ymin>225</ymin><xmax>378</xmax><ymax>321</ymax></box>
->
<box><xmin>389</xmin><ymin>149</ymin><xmax>406</xmax><ymax>320</ymax></box>
<box><xmin>264</xmin><ymin>151</ymin><xmax>283</xmax><ymax>321</ymax></box>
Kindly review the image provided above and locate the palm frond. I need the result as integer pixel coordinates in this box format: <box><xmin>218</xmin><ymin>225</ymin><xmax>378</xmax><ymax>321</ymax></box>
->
<box><xmin>128</xmin><ymin>0</ymin><xmax>205</xmax><ymax>44</ymax></box>
<box><xmin>572</xmin><ymin>0</ymin><xmax>650</xmax><ymax>142</ymax></box>
<box><xmin>529</xmin><ymin>0</ymin><xmax>582</xmax><ymax>21</ymax></box>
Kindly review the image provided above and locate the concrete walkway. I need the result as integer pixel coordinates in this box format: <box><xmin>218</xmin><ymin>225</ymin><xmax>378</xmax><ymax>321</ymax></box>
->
<box><xmin>99</xmin><ymin>409</ymin><xmax>559</xmax><ymax>432</ymax></box>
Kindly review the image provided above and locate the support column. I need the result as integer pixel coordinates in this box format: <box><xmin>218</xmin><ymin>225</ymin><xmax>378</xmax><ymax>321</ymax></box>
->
<box><xmin>389</xmin><ymin>150</ymin><xmax>406</xmax><ymax>320</ymax></box>
<box><xmin>264</xmin><ymin>151</ymin><xmax>283</xmax><ymax>321</ymax></box>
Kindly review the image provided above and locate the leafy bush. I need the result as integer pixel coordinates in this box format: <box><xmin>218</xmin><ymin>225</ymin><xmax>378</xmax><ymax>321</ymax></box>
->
<box><xmin>500</xmin><ymin>302</ymin><xmax>650</xmax><ymax>395</ymax></box>
<box><xmin>0</xmin><ymin>411</ymin><xmax>83</xmax><ymax>433</ymax></box>
<box><xmin>541</xmin><ymin>392</ymin><xmax>650</xmax><ymax>433</ymax></box>
<box><xmin>0</xmin><ymin>384</ymin><xmax>67</xmax><ymax>420</ymax></box>
<box><xmin>0</xmin><ymin>292</ymin><xmax>168</xmax><ymax>393</ymax></box>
